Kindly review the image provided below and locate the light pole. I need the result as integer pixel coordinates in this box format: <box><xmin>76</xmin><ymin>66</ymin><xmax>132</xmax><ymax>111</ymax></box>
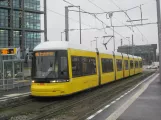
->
<box><xmin>126</xmin><ymin>37</ymin><xmax>130</xmax><ymax>45</ymax></box>
<box><xmin>108</xmin><ymin>13</ymin><xmax>115</xmax><ymax>51</ymax></box>
<box><xmin>126</xmin><ymin>37</ymin><xmax>130</xmax><ymax>54</ymax></box>
<box><xmin>132</xmin><ymin>34</ymin><xmax>134</xmax><ymax>56</ymax></box>
<box><xmin>121</xmin><ymin>39</ymin><xmax>123</xmax><ymax>46</ymax></box>
<box><xmin>61</xmin><ymin>31</ymin><xmax>65</xmax><ymax>41</ymax></box>
<box><xmin>91</xmin><ymin>37</ymin><xmax>98</xmax><ymax>48</ymax></box>
<box><xmin>156</xmin><ymin>0</ymin><xmax>161</xmax><ymax>81</ymax></box>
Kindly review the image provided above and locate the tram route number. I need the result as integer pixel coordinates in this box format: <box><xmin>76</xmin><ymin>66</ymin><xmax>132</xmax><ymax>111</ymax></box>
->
<box><xmin>35</xmin><ymin>52</ymin><xmax>54</xmax><ymax>56</ymax></box>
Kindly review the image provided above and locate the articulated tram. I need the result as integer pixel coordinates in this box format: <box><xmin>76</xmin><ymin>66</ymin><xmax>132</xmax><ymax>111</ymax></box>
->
<box><xmin>31</xmin><ymin>41</ymin><xmax>143</xmax><ymax>97</ymax></box>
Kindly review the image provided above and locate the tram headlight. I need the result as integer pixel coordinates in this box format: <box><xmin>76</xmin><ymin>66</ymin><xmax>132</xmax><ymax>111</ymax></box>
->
<box><xmin>50</xmin><ymin>79</ymin><xmax>69</xmax><ymax>83</ymax></box>
<box><xmin>32</xmin><ymin>80</ymin><xmax>35</xmax><ymax>83</ymax></box>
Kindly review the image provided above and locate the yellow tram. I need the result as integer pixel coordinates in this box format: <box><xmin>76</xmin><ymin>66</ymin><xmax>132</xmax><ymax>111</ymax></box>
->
<box><xmin>31</xmin><ymin>41</ymin><xmax>143</xmax><ymax>97</ymax></box>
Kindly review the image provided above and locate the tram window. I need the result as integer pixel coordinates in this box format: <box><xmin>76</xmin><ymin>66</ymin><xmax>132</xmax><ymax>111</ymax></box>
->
<box><xmin>82</xmin><ymin>57</ymin><xmax>89</xmax><ymax>75</ymax></box>
<box><xmin>130</xmin><ymin>60</ymin><xmax>133</xmax><ymax>69</ymax></box>
<box><xmin>90</xmin><ymin>58</ymin><xmax>96</xmax><ymax>74</ymax></box>
<box><xmin>72</xmin><ymin>56</ymin><xmax>81</xmax><ymax>77</ymax></box>
<box><xmin>101</xmin><ymin>58</ymin><xmax>113</xmax><ymax>73</ymax></box>
<box><xmin>124</xmin><ymin>60</ymin><xmax>128</xmax><ymax>70</ymax></box>
<box><xmin>72</xmin><ymin>56</ymin><xmax>96</xmax><ymax>77</ymax></box>
<box><xmin>82</xmin><ymin>57</ymin><xmax>96</xmax><ymax>75</ymax></box>
<box><xmin>60</xmin><ymin>57</ymin><xmax>68</xmax><ymax>76</ymax></box>
<box><xmin>116</xmin><ymin>59</ymin><xmax>122</xmax><ymax>71</ymax></box>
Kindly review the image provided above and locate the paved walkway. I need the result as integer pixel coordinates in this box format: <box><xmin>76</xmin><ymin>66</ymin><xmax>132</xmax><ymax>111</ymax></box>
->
<box><xmin>118</xmin><ymin>75</ymin><xmax>161</xmax><ymax>120</ymax></box>
<box><xmin>87</xmin><ymin>73</ymin><xmax>161</xmax><ymax>120</ymax></box>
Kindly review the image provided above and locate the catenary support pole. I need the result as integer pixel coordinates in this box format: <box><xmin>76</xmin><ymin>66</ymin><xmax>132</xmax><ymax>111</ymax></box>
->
<box><xmin>79</xmin><ymin>6</ymin><xmax>82</xmax><ymax>44</ymax></box>
<box><xmin>156</xmin><ymin>0</ymin><xmax>161</xmax><ymax>81</ymax></box>
<box><xmin>95</xmin><ymin>37</ymin><xmax>98</xmax><ymax>49</ymax></box>
<box><xmin>44</xmin><ymin>0</ymin><xmax>47</xmax><ymax>42</ymax></box>
<box><xmin>132</xmin><ymin>34</ymin><xmax>134</xmax><ymax>55</ymax></box>
<box><xmin>65</xmin><ymin>7</ymin><xmax>69</xmax><ymax>41</ymax></box>
<box><xmin>113</xmin><ymin>27</ymin><xmax>115</xmax><ymax>51</ymax></box>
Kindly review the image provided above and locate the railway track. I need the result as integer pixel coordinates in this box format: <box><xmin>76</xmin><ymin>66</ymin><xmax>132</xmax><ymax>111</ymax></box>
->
<box><xmin>0</xmin><ymin>71</ymin><xmax>154</xmax><ymax>120</ymax></box>
<box><xmin>0</xmin><ymin>95</ymin><xmax>34</xmax><ymax>110</ymax></box>
<box><xmin>75</xmin><ymin>73</ymin><xmax>154</xmax><ymax>120</ymax></box>
<box><xmin>72</xmin><ymin>72</ymin><xmax>156</xmax><ymax>120</ymax></box>
<box><xmin>29</xmin><ymin>72</ymin><xmax>154</xmax><ymax>120</ymax></box>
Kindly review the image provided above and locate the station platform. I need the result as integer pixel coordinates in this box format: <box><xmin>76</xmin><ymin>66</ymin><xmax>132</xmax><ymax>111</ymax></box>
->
<box><xmin>88</xmin><ymin>72</ymin><xmax>161</xmax><ymax>120</ymax></box>
<box><xmin>118</xmin><ymin>73</ymin><xmax>161</xmax><ymax>120</ymax></box>
<box><xmin>0</xmin><ymin>85</ymin><xmax>30</xmax><ymax>102</ymax></box>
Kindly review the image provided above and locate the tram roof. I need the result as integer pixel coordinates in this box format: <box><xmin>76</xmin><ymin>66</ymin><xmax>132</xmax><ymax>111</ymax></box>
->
<box><xmin>33</xmin><ymin>41</ymin><xmax>95</xmax><ymax>52</ymax></box>
<box><xmin>138</xmin><ymin>57</ymin><xmax>142</xmax><ymax>59</ymax></box>
<box><xmin>133</xmin><ymin>56</ymin><xmax>139</xmax><ymax>59</ymax></box>
<box><xmin>122</xmin><ymin>53</ymin><xmax>129</xmax><ymax>57</ymax></box>
<box><xmin>97</xmin><ymin>49</ymin><xmax>114</xmax><ymax>55</ymax></box>
<box><xmin>33</xmin><ymin>41</ymin><xmax>140</xmax><ymax>58</ymax></box>
<box><xmin>34</xmin><ymin>41</ymin><xmax>113</xmax><ymax>54</ymax></box>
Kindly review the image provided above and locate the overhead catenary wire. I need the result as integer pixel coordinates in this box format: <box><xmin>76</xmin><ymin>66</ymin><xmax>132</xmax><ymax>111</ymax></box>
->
<box><xmin>110</xmin><ymin>0</ymin><xmax>149</xmax><ymax>42</ymax></box>
<box><xmin>63</xmin><ymin>0</ymin><xmax>128</xmax><ymax>40</ymax></box>
<box><xmin>68</xmin><ymin>4</ymin><xmax>146</xmax><ymax>15</ymax></box>
<box><xmin>88</xmin><ymin>0</ymin><xmax>135</xmax><ymax>32</ymax></box>
<box><xmin>40</xmin><ymin>5</ymin><xmax>105</xmax><ymax>31</ymax></box>
<box><xmin>69</xmin><ymin>1</ymin><xmax>153</xmax><ymax>35</ymax></box>
<box><xmin>88</xmin><ymin>0</ymin><xmax>156</xmax><ymax>44</ymax></box>
<box><xmin>87</xmin><ymin>0</ymin><xmax>135</xmax><ymax>34</ymax></box>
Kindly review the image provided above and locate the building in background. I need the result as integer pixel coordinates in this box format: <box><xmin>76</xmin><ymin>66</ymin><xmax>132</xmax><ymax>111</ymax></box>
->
<box><xmin>117</xmin><ymin>44</ymin><xmax>157</xmax><ymax>65</ymax></box>
<box><xmin>0</xmin><ymin>0</ymin><xmax>47</xmax><ymax>59</ymax></box>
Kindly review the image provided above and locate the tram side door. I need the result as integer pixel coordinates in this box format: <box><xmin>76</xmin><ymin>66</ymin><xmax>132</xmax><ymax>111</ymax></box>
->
<box><xmin>96</xmin><ymin>52</ymin><xmax>101</xmax><ymax>85</ymax></box>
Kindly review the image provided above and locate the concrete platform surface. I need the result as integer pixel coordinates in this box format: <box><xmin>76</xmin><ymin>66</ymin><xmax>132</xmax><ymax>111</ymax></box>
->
<box><xmin>87</xmin><ymin>73</ymin><xmax>161</xmax><ymax>120</ymax></box>
<box><xmin>118</xmin><ymin>76</ymin><xmax>161</xmax><ymax>120</ymax></box>
<box><xmin>0</xmin><ymin>86</ymin><xmax>30</xmax><ymax>99</ymax></box>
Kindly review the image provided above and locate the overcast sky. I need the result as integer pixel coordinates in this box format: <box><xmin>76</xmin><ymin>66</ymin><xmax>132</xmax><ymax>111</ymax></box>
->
<box><xmin>45</xmin><ymin>0</ymin><xmax>158</xmax><ymax>51</ymax></box>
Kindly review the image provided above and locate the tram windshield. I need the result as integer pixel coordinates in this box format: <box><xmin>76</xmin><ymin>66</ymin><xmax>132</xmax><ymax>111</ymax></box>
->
<box><xmin>32</xmin><ymin>50</ymin><xmax>68</xmax><ymax>81</ymax></box>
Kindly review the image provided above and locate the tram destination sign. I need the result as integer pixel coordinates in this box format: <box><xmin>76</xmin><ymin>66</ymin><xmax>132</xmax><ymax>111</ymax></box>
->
<box><xmin>0</xmin><ymin>48</ymin><xmax>17</xmax><ymax>55</ymax></box>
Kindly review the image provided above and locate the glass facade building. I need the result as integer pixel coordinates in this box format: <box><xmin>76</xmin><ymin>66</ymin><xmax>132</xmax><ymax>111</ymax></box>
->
<box><xmin>0</xmin><ymin>0</ymin><xmax>46</xmax><ymax>50</ymax></box>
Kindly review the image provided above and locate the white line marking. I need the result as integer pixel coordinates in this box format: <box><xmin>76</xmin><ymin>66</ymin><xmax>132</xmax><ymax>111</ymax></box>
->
<box><xmin>87</xmin><ymin>115</ymin><xmax>95</xmax><ymax>120</ymax></box>
<box><xmin>86</xmin><ymin>73</ymin><xmax>156</xmax><ymax>120</ymax></box>
<box><xmin>106</xmin><ymin>73</ymin><xmax>159</xmax><ymax>120</ymax></box>
<box><xmin>116</xmin><ymin>98</ymin><xmax>120</xmax><ymax>101</ymax></box>
<box><xmin>120</xmin><ymin>95</ymin><xmax>124</xmax><ymax>98</ymax></box>
<box><xmin>111</xmin><ymin>101</ymin><xmax>116</xmax><ymax>104</ymax></box>
<box><xmin>127</xmin><ymin>91</ymin><xmax>130</xmax><ymax>93</ymax></box>
<box><xmin>4</xmin><ymin>93</ymin><xmax>22</xmax><ymax>97</ymax></box>
<box><xmin>97</xmin><ymin>110</ymin><xmax>103</xmax><ymax>114</ymax></box>
<box><xmin>104</xmin><ymin>105</ymin><xmax>110</xmax><ymax>108</ymax></box>
<box><xmin>0</xmin><ymin>92</ymin><xmax>30</xmax><ymax>101</ymax></box>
